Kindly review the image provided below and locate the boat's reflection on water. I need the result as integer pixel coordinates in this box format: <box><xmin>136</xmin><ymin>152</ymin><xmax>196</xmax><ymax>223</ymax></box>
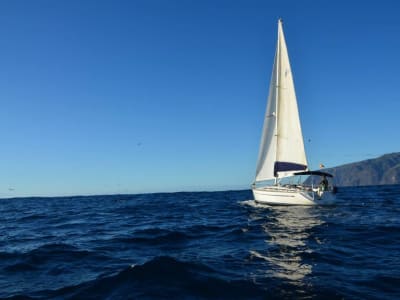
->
<box><xmin>248</xmin><ymin>204</ymin><xmax>323</xmax><ymax>285</ymax></box>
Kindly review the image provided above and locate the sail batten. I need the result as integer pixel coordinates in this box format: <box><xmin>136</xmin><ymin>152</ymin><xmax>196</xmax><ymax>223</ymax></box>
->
<box><xmin>255</xmin><ymin>19</ymin><xmax>308</xmax><ymax>182</ymax></box>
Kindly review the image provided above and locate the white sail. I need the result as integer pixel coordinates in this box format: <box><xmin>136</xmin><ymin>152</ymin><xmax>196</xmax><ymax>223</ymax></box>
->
<box><xmin>255</xmin><ymin>19</ymin><xmax>307</xmax><ymax>182</ymax></box>
<box><xmin>255</xmin><ymin>43</ymin><xmax>279</xmax><ymax>181</ymax></box>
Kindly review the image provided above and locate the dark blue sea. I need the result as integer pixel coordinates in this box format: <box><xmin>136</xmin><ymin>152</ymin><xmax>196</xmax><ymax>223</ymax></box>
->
<box><xmin>1</xmin><ymin>185</ymin><xmax>400</xmax><ymax>299</ymax></box>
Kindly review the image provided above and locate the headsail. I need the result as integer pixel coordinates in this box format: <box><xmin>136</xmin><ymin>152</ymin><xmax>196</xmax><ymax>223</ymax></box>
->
<box><xmin>255</xmin><ymin>19</ymin><xmax>307</xmax><ymax>182</ymax></box>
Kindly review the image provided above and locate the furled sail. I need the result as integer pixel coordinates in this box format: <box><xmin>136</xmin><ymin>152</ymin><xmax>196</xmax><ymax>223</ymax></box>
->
<box><xmin>255</xmin><ymin>19</ymin><xmax>308</xmax><ymax>182</ymax></box>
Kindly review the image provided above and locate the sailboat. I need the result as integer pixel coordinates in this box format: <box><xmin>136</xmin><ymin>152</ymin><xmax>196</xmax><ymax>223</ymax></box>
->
<box><xmin>252</xmin><ymin>19</ymin><xmax>336</xmax><ymax>205</ymax></box>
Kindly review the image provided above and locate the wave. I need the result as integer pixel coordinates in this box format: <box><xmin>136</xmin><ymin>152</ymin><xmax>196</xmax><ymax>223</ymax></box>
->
<box><xmin>17</xmin><ymin>214</ymin><xmax>48</xmax><ymax>222</ymax></box>
<box><xmin>103</xmin><ymin>225</ymin><xmax>242</xmax><ymax>247</ymax></box>
<box><xmin>1</xmin><ymin>243</ymin><xmax>112</xmax><ymax>274</ymax></box>
<box><xmin>112</xmin><ymin>231</ymin><xmax>192</xmax><ymax>246</ymax></box>
<box><xmin>10</xmin><ymin>256</ymin><xmax>265</xmax><ymax>299</ymax></box>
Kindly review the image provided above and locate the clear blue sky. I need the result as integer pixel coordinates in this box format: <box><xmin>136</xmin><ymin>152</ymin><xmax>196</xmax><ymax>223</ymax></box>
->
<box><xmin>1</xmin><ymin>0</ymin><xmax>400</xmax><ymax>197</ymax></box>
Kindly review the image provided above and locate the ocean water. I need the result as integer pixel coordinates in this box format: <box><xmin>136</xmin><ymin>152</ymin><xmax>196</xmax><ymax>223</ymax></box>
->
<box><xmin>1</xmin><ymin>186</ymin><xmax>400</xmax><ymax>299</ymax></box>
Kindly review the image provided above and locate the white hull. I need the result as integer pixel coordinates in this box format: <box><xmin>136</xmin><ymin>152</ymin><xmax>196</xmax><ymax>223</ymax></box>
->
<box><xmin>252</xmin><ymin>186</ymin><xmax>336</xmax><ymax>206</ymax></box>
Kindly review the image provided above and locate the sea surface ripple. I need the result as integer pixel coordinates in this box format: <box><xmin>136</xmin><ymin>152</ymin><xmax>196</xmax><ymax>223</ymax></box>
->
<box><xmin>1</xmin><ymin>185</ymin><xmax>400</xmax><ymax>299</ymax></box>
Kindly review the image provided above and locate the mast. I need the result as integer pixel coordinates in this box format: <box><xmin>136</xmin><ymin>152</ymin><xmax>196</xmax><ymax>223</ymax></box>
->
<box><xmin>272</xmin><ymin>19</ymin><xmax>281</xmax><ymax>185</ymax></box>
<box><xmin>274</xmin><ymin>19</ymin><xmax>282</xmax><ymax>183</ymax></box>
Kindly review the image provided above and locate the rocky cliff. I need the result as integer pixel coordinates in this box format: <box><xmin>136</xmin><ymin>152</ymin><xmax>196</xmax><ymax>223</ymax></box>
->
<box><xmin>324</xmin><ymin>153</ymin><xmax>400</xmax><ymax>186</ymax></box>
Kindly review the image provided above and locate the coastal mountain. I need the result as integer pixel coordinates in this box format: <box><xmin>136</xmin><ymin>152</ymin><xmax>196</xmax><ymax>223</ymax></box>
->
<box><xmin>323</xmin><ymin>152</ymin><xmax>400</xmax><ymax>187</ymax></box>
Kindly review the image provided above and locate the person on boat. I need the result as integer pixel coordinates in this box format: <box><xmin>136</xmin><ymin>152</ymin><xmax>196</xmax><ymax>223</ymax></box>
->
<box><xmin>319</xmin><ymin>175</ymin><xmax>329</xmax><ymax>191</ymax></box>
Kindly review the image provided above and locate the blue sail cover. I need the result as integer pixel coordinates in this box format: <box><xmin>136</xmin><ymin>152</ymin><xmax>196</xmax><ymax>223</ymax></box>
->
<box><xmin>274</xmin><ymin>161</ymin><xmax>307</xmax><ymax>177</ymax></box>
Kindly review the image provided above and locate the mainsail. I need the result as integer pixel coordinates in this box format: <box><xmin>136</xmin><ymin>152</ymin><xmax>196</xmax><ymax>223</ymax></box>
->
<box><xmin>255</xmin><ymin>19</ymin><xmax>308</xmax><ymax>182</ymax></box>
